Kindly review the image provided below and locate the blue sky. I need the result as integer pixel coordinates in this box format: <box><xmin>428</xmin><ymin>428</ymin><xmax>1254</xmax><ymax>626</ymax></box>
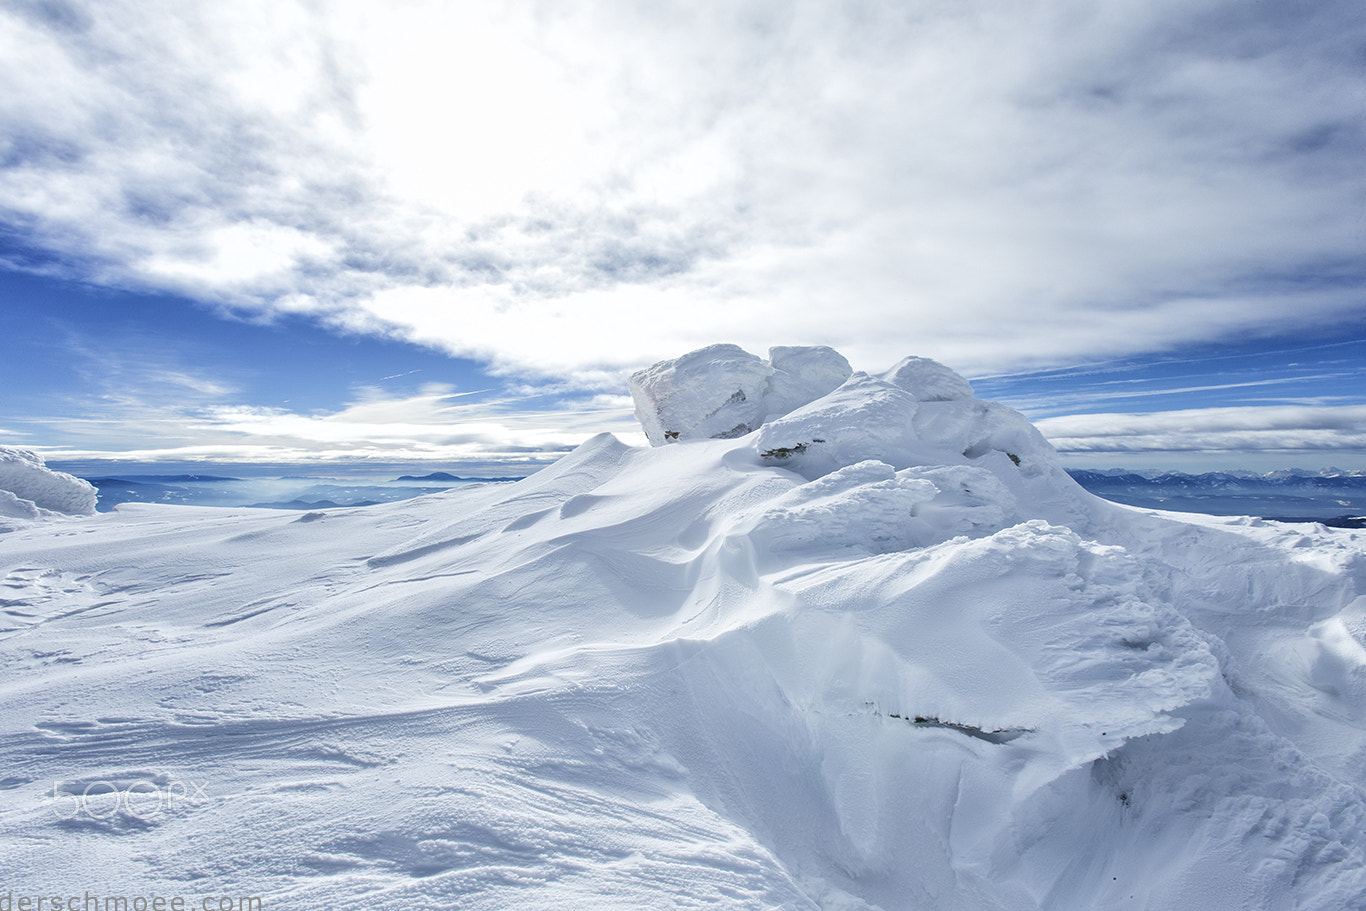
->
<box><xmin>1</xmin><ymin>0</ymin><xmax>1364</xmax><ymax>473</ymax></box>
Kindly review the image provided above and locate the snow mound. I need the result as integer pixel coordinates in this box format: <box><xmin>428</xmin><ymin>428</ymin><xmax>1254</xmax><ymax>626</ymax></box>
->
<box><xmin>752</xmin><ymin>364</ymin><xmax>1055</xmax><ymax>479</ymax></box>
<box><xmin>628</xmin><ymin>343</ymin><xmax>851</xmax><ymax>445</ymax></box>
<box><xmin>0</xmin><ymin>446</ymin><xmax>97</xmax><ymax>517</ymax></box>
<box><xmin>743</xmin><ymin>459</ymin><xmax>1021</xmax><ymax>558</ymax></box>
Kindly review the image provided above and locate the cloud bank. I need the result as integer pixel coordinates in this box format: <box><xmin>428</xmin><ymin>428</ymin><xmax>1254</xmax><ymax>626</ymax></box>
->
<box><xmin>2</xmin><ymin>0</ymin><xmax>1363</xmax><ymax>385</ymax></box>
<box><xmin>14</xmin><ymin>339</ymin><xmax>639</xmax><ymax>467</ymax></box>
<box><xmin>31</xmin><ymin>381</ymin><xmax>639</xmax><ymax>468</ymax></box>
<box><xmin>1037</xmin><ymin>405</ymin><xmax>1366</xmax><ymax>460</ymax></box>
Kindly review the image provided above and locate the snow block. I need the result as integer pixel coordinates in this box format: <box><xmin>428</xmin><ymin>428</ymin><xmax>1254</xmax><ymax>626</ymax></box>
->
<box><xmin>0</xmin><ymin>446</ymin><xmax>97</xmax><ymax>517</ymax></box>
<box><xmin>628</xmin><ymin>344</ymin><xmax>772</xmax><ymax>446</ymax></box>
<box><xmin>628</xmin><ymin>343</ymin><xmax>851</xmax><ymax>446</ymax></box>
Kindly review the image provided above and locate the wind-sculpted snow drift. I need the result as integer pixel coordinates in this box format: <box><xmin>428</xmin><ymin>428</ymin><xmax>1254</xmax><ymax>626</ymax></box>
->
<box><xmin>0</xmin><ymin>445</ymin><xmax>97</xmax><ymax>519</ymax></box>
<box><xmin>2</xmin><ymin>347</ymin><xmax>1366</xmax><ymax>909</ymax></box>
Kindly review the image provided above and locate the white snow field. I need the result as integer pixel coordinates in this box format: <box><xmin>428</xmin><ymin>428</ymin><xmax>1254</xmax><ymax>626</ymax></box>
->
<box><xmin>3</xmin><ymin>347</ymin><xmax>1366</xmax><ymax>909</ymax></box>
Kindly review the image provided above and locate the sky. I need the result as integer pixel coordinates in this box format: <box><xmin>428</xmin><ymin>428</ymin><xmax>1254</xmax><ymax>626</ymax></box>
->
<box><xmin>1</xmin><ymin>0</ymin><xmax>1364</xmax><ymax>475</ymax></box>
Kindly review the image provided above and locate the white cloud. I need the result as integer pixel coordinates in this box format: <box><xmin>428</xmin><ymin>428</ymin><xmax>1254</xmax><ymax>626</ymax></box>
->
<box><xmin>1037</xmin><ymin>405</ymin><xmax>1366</xmax><ymax>455</ymax></box>
<box><xmin>1</xmin><ymin>0</ymin><xmax>1363</xmax><ymax>383</ymax></box>
<box><xmin>141</xmin><ymin>221</ymin><xmax>337</xmax><ymax>288</ymax></box>
<box><xmin>28</xmin><ymin>376</ymin><xmax>641</xmax><ymax>466</ymax></box>
<box><xmin>991</xmin><ymin>374</ymin><xmax>1364</xmax><ymax>421</ymax></box>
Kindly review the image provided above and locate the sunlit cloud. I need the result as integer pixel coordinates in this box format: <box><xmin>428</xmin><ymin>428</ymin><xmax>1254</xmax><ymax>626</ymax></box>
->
<box><xmin>1</xmin><ymin>0</ymin><xmax>1361</xmax><ymax>386</ymax></box>
<box><xmin>188</xmin><ymin>384</ymin><xmax>637</xmax><ymax>455</ymax></box>
<box><xmin>29</xmin><ymin>377</ymin><xmax>640</xmax><ymax>467</ymax></box>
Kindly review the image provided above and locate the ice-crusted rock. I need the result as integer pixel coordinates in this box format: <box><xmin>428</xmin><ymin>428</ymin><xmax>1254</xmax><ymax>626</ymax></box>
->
<box><xmin>628</xmin><ymin>344</ymin><xmax>772</xmax><ymax>446</ymax></box>
<box><xmin>754</xmin><ymin>364</ymin><xmax>1055</xmax><ymax>477</ymax></box>
<box><xmin>628</xmin><ymin>343</ymin><xmax>851</xmax><ymax>446</ymax></box>
<box><xmin>765</xmin><ymin>345</ymin><xmax>855</xmax><ymax>416</ymax></box>
<box><xmin>0</xmin><ymin>446</ymin><xmax>97</xmax><ymax>517</ymax></box>
<box><xmin>630</xmin><ymin>343</ymin><xmax>1059</xmax><ymax>479</ymax></box>
<box><xmin>631</xmin><ymin>344</ymin><xmax>1091</xmax><ymax>540</ymax></box>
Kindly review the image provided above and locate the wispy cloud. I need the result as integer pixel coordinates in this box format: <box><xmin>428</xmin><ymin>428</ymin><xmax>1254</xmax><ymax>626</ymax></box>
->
<box><xmin>1037</xmin><ymin>405</ymin><xmax>1366</xmax><ymax>455</ymax></box>
<box><xmin>27</xmin><ymin>374</ymin><xmax>640</xmax><ymax>466</ymax></box>
<box><xmin>189</xmin><ymin>384</ymin><xmax>639</xmax><ymax>457</ymax></box>
<box><xmin>993</xmin><ymin>373</ymin><xmax>1366</xmax><ymax>419</ymax></box>
<box><xmin>974</xmin><ymin>335</ymin><xmax>1366</xmax><ymax>424</ymax></box>
<box><xmin>1</xmin><ymin>0</ymin><xmax>1362</xmax><ymax>384</ymax></box>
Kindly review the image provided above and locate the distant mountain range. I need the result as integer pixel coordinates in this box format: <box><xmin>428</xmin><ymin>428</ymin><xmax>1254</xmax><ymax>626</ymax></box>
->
<box><xmin>1069</xmin><ymin>467</ymin><xmax>1366</xmax><ymax>485</ymax></box>
<box><xmin>394</xmin><ymin>472</ymin><xmax>525</xmax><ymax>482</ymax></box>
<box><xmin>1068</xmin><ymin>468</ymin><xmax>1366</xmax><ymax>526</ymax></box>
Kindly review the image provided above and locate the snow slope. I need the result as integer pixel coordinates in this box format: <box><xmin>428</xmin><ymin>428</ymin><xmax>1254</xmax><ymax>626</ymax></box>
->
<box><xmin>2</xmin><ymin>348</ymin><xmax>1365</xmax><ymax>909</ymax></box>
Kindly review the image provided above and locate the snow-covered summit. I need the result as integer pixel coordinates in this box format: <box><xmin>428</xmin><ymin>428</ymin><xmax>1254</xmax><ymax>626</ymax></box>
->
<box><xmin>0</xmin><ymin>445</ymin><xmax>97</xmax><ymax>519</ymax></box>
<box><xmin>633</xmin><ymin>344</ymin><xmax>1091</xmax><ymax>541</ymax></box>
<box><xmin>630</xmin><ymin>344</ymin><xmax>1044</xmax><ymax>475</ymax></box>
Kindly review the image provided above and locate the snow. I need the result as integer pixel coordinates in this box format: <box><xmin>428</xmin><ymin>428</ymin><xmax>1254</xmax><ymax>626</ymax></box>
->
<box><xmin>0</xmin><ymin>445</ymin><xmax>98</xmax><ymax>518</ymax></box>
<box><xmin>629</xmin><ymin>343</ymin><xmax>851</xmax><ymax>445</ymax></box>
<box><xmin>3</xmin><ymin>347</ymin><xmax>1366</xmax><ymax>909</ymax></box>
<box><xmin>881</xmin><ymin>354</ymin><xmax>976</xmax><ymax>402</ymax></box>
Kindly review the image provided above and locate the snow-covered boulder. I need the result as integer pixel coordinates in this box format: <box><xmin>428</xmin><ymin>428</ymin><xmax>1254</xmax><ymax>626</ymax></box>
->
<box><xmin>628</xmin><ymin>344</ymin><xmax>851</xmax><ymax>446</ymax></box>
<box><xmin>755</xmin><ymin>358</ymin><xmax>1053</xmax><ymax>473</ymax></box>
<box><xmin>631</xmin><ymin>343</ymin><xmax>1060</xmax><ymax>479</ymax></box>
<box><xmin>0</xmin><ymin>446</ymin><xmax>97</xmax><ymax>517</ymax></box>
<box><xmin>628</xmin><ymin>344</ymin><xmax>773</xmax><ymax>446</ymax></box>
<box><xmin>632</xmin><ymin>344</ymin><xmax>1091</xmax><ymax>539</ymax></box>
<box><xmin>764</xmin><ymin>345</ymin><xmax>855</xmax><ymax>416</ymax></box>
<box><xmin>881</xmin><ymin>354</ymin><xmax>975</xmax><ymax>401</ymax></box>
